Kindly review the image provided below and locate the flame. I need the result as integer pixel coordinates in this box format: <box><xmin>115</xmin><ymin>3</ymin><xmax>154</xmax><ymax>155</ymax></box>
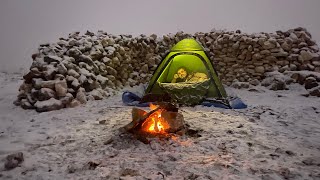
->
<box><xmin>149</xmin><ymin>103</ymin><xmax>158</xmax><ymax>110</ymax></box>
<box><xmin>141</xmin><ymin>104</ymin><xmax>170</xmax><ymax>134</ymax></box>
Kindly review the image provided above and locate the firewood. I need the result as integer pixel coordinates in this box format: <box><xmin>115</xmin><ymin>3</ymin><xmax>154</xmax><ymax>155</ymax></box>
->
<box><xmin>124</xmin><ymin>106</ymin><xmax>161</xmax><ymax>132</ymax></box>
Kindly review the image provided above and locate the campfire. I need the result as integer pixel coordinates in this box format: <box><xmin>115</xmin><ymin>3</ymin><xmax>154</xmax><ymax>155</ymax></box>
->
<box><xmin>123</xmin><ymin>103</ymin><xmax>186</xmax><ymax>143</ymax></box>
<box><xmin>140</xmin><ymin>104</ymin><xmax>169</xmax><ymax>134</ymax></box>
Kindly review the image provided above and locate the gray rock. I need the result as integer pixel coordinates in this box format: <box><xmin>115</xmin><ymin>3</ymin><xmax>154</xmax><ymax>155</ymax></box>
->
<box><xmin>38</xmin><ymin>88</ymin><xmax>56</xmax><ymax>101</ymax></box>
<box><xmin>79</xmin><ymin>68</ymin><xmax>93</xmax><ymax>77</ymax></box>
<box><xmin>279</xmin><ymin>65</ymin><xmax>290</xmax><ymax>73</ymax></box>
<box><xmin>66</xmin><ymin>75</ymin><xmax>76</xmax><ymax>82</ymax></box>
<box><xmin>101</xmin><ymin>38</ymin><xmax>108</xmax><ymax>47</ymax></box>
<box><xmin>78</xmin><ymin>74</ymin><xmax>88</xmax><ymax>84</ymax></box>
<box><xmin>57</xmin><ymin>63</ymin><xmax>68</xmax><ymax>75</ymax></box>
<box><xmin>26</xmin><ymin>94</ymin><xmax>36</xmax><ymax>105</ymax></box>
<box><xmin>305</xmin><ymin>77</ymin><xmax>318</xmax><ymax>89</ymax></box>
<box><xmin>309</xmin><ymin>87</ymin><xmax>320</xmax><ymax>97</ymax></box>
<box><xmin>141</xmin><ymin>64</ymin><xmax>149</xmax><ymax>73</ymax></box>
<box><xmin>119</xmin><ymin>46</ymin><xmax>126</xmax><ymax>55</ymax></box>
<box><xmin>88</xmin><ymin>79</ymin><xmax>101</xmax><ymax>90</ymax></box>
<box><xmin>261</xmin><ymin>71</ymin><xmax>291</xmax><ymax>90</ymax></box>
<box><xmin>107</xmin><ymin>38</ymin><xmax>115</xmax><ymax>46</ymax></box>
<box><xmin>55</xmin><ymin>74</ymin><xmax>65</xmax><ymax>80</ymax></box>
<box><xmin>281</xmin><ymin>42</ymin><xmax>291</xmax><ymax>51</ymax></box>
<box><xmin>249</xmin><ymin>79</ymin><xmax>260</xmax><ymax>86</ymax></box>
<box><xmin>96</xmin><ymin>74</ymin><xmax>108</xmax><ymax>87</ymax></box>
<box><xmin>19</xmin><ymin>82</ymin><xmax>32</xmax><ymax>92</ymax></box>
<box><xmin>44</xmin><ymin>55</ymin><xmax>62</xmax><ymax>63</ymax></box>
<box><xmin>255</xmin><ymin>66</ymin><xmax>265</xmax><ymax>74</ymax></box>
<box><xmin>20</xmin><ymin>99</ymin><xmax>35</xmax><ymax>109</ymax></box>
<box><xmin>67</xmin><ymin>48</ymin><xmax>82</xmax><ymax>58</ymax></box>
<box><xmin>289</xmin><ymin>33</ymin><xmax>299</xmax><ymax>42</ymax></box>
<box><xmin>252</xmin><ymin>53</ymin><xmax>263</xmax><ymax>60</ymax></box>
<box><xmin>270</xmin><ymin>80</ymin><xmax>287</xmax><ymax>91</ymax></box>
<box><xmin>106</xmin><ymin>66</ymin><xmax>117</xmax><ymax>76</ymax></box>
<box><xmin>115</xmin><ymin>80</ymin><xmax>124</xmax><ymax>89</ymax></box>
<box><xmin>43</xmin><ymin>64</ymin><xmax>57</xmax><ymax>80</ymax></box>
<box><xmin>288</xmin><ymin>54</ymin><xmax>299</xmax><ymax>61</ymax></box>
<box><xmin>289</xmin><ymin>64</ymin><xmax>297</xmax><ymax>71</ymax></box>
<box><xmin>89</xmin><ymin>89</ymin><xmax>103</xmax><ymax>100</ymax></box>
<box><xmin>55</xmin><ymin>80</ymin><xmax>68</xmax><ymax>97</ymax></box>
<box><xmin>76</xmin><ymin>89</ymin><xmax>87</xmax><ymax>104</ymax></box>
<box><xmin>127</xmin><ymin>78</ymin><xmax>138</xmax><ymax>87</ymax></box>
<box><xmin>309</xmin><ymin>45</ymin><xmax>320</xmax><ymax>52</ymax></box>
<box><xmin>17</xmin><ymin>91</ymin><xmax>28</xmax><ymax>102</ymax></box>
<box><xmin>68</xmin><ymin>31</ymin><xmax>80</xmax><ymax>38</ymax></box>
<box><xmin>299</xmin><ymin>50</ymin><xmax>314</xmax><ymax>62</ymax></box>
<box><xmin>62</xmin><ymin>56</ymin><xmax>76</xmax><ymax>63</ymax></box>
<box><xmin>265</xmin><ymin>56</ymin><xmax>277</xmax><ymax>62</ymax></box>
<box><xmin>232</xmin><ymin>41</ymin><xmax>240</xmax><ymax>49</ymax></box>
<box><xmin>307</xmin><ymin>63</ymin><xmax>315</xmax><ymax>71</ymax></box>
<box><xmin>35</xmin><ymin>98</ymin><xmax>63</xmax><ymax>112</ymax></box>
<box><xmin>68</xmin><ymin>38</ymin><xmax>78</xmax><ymax>46</ymax></box>
<box><xmin>87</xmin><ymin>95</ymin><xmax>95</xmax><ymax>101</ymax></box>
<box><xmin>271</xmin><ymin>51</ymin><xmax>288</xmax><ymax>57</ymax></box>
<box><xmin>262</xmin><ymin>40</ymin><xmax>276</xmax><ymax>49</ymax></box>
<box><xmin>150</xmin><ymin>34</ymin><xmax>157</xmax><ymax>40</ymax></box>
<box><xmin>298</xmin><ymin>42</ymin><xmax>308</xmax><ymax>48</ymax></box>
<box><xmin>79</xmin><ymin>62</ymin><xmax>93</xmax><ymax>71</ymax></box>
<box><xmin>68</xmin><ymin>69</ymin><xmax>80</xmax><ymax>78</ymax></box>
<box><xmin>67</xmin><ymin>99</ymin><xmax>81</xmax><ymax>108</ymax></box>
<box><xmin>4</xmin><ymin>152</ymin><xmax>24</xmax><ymax>170</ymax></box>
<box><xmin>246</xmin><ymin>68</ymin><xmax>255</xmax><ymax>74</ymax></box>
<box><xmin>260</xmin><ymin>50</ymin><xmax>271</xmax><ymax>55</ymax></box>
<box><xmin>60</xmin><ymin>93</ymin><xmax>74</xmax><ymax>105</ymax></box>
<box><xmin>57</xmin><ymin>39</ymin><xmax>68</xmax><ymax>47</ymax></box>
<box><xmin>107</xmin><ymin>75</ymin><xmax>116</xmax><ymax>82</ymax></box>
<box><xmin>67</xmin><ymin>88</ymin><xmax>75</xmax><ymax>94</ymax></box>
<box><xmin>112</xmin><ymin>57</ymin><xmax>120</xmax><ymax>66</ymax></box>
<box><xmin>78</xmin><ymin>55</ymin><xmax>94</xmax><ymax>65</ymax></box>
<box><xmin>102</xmin><ymin>57</ymin><xmax>111</xmax><ymax>64</ymax></box>
<box><xmin>37</xmin><ymin>80</ymin><xmax>55</xmax><ymax>89</ymax></box>
<box><xmin>312</xmin><ymin>59</ymin><xmax>320</xmax><ymax>66</ymax></box>
<box><xmin>13</xmin><ymin>99</ymin><xmax>21</xmax><ymax>106</ymax></box>
<box><xmin>105</xmin><ymin>46</ymin><xmax>115</xmax><ymax>55</ymax></box>
<box><xmin>270</xmin><ymin>48</ymin><xmax>281</xmax><ymax>53</ymax></box>
<box><xmin>231</xmin><ymin>81</ymin><xmax>250</xmax><ymax>89</ymax></box>
<box><xmin>290</xmin><ymin>72</ymin><xmax>307</xmax><ymax>84</ymax></box>
<box><xmin>71</xmin><ymin>79</ymin><xmax>80</xmax><ymax>89</ymax></box>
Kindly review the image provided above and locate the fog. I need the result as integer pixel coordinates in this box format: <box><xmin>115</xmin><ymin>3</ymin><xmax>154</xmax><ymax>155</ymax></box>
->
<box><xmin>0</xmin><ymin>0</ymin><xmax>319</xmax><ymax>73</ymax></box>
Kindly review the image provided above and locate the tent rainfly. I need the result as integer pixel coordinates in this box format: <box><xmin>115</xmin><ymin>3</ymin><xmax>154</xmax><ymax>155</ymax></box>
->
<box><xmin>122</xmin><ymin>38</ymin><xmax>247</xmax><ymax>109</ymax></box>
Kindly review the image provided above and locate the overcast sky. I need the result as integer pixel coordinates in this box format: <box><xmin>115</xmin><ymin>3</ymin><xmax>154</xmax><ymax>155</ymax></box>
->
<box><xmin>0</xmin><ymin>0</ymin><xmax>319</xmax><ymax>73</ymax></box>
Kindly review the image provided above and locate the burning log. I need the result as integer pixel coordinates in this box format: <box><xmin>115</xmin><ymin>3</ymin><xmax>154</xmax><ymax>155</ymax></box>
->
<box><xmin>124</xmin><ymin>106</ymin><xmax>162</xmax><ymax>132</ymax></box>
<box><xmin>123</xmin><ymin>103</ymin><xmax>186</xmax><ymax>142</ymax></box>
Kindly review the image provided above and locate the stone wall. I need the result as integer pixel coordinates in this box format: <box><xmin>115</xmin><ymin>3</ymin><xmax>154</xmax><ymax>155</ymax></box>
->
<box><xmin>15</xmin><ymin>28</ymin><xmax>320</xmax><ymax>111</ymax></box>
<box><xmin>196</xmin><ymin>27</ymin><xmax>320</xmax><ymax>85</ymax></box>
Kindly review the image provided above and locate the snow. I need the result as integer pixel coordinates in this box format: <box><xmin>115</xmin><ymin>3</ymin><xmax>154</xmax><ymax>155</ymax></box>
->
<box><xmin>0</xmin><ymin>72</ymin><xmax>319</xmax><ymax>179</ymax></box>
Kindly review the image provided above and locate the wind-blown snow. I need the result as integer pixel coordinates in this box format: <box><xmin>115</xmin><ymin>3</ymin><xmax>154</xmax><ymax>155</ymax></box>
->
<box><xmin>0</xmin><ymin>72</ymin><xmax>319</xmax><ymax>179</ymax></box>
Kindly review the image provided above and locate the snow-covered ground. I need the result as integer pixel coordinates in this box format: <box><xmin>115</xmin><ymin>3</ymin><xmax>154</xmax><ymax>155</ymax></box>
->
<box><xmin>0</xmin><ymin>72</ymin><xmax>319</xmax><ymax>179</ymax></box>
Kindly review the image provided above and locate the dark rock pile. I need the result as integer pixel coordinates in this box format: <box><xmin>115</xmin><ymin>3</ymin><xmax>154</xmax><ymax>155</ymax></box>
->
<box><xmin>14</xmin><ymin>28</ymin><xmax>320</xmax><ymax>111</ymax></box>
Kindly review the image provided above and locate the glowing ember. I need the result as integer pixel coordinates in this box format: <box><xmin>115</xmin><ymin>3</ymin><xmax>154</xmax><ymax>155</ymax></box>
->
<box><xmin>141</xmin><ymin>104</ymin><xmax>170</xmax><ymax>134</ymax></box>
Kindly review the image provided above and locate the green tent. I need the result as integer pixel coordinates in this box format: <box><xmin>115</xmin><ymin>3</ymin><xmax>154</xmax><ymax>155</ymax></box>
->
<box><xmin>142</xmin><ymin>38</ymin><xmax>228</xmax><ymax>106</ymax></box>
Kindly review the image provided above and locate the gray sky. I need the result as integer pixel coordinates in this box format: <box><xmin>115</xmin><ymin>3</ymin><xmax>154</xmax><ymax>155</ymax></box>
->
<box><xmin>1</xmin><ymin>0</ymin><xmax>320</xmax><ymax>73</ymax></box>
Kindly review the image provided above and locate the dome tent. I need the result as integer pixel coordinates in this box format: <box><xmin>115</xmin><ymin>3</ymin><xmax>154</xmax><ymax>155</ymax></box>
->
<box><xmin>122</xmin><ymin>38</ymin><xmax>246</xmax><ymax>109</ymax></box>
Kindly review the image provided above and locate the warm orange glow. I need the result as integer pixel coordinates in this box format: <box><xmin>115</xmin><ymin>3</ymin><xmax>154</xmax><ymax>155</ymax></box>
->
<box><xmin>141</xmin><ymin>104</ymin><xmax>170</xmax><ymax>134</ymax></box>
<box><xmin>149</xmin><ymin>103</ymin><xmax>158</xmax><ymax>110</ymax></box>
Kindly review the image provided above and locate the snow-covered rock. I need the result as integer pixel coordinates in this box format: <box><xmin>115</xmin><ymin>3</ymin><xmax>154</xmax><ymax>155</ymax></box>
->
<box><xmin>34</xmin><ymin>98</ymin><xmax>63</xmax><ymax>112</ymax></box>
